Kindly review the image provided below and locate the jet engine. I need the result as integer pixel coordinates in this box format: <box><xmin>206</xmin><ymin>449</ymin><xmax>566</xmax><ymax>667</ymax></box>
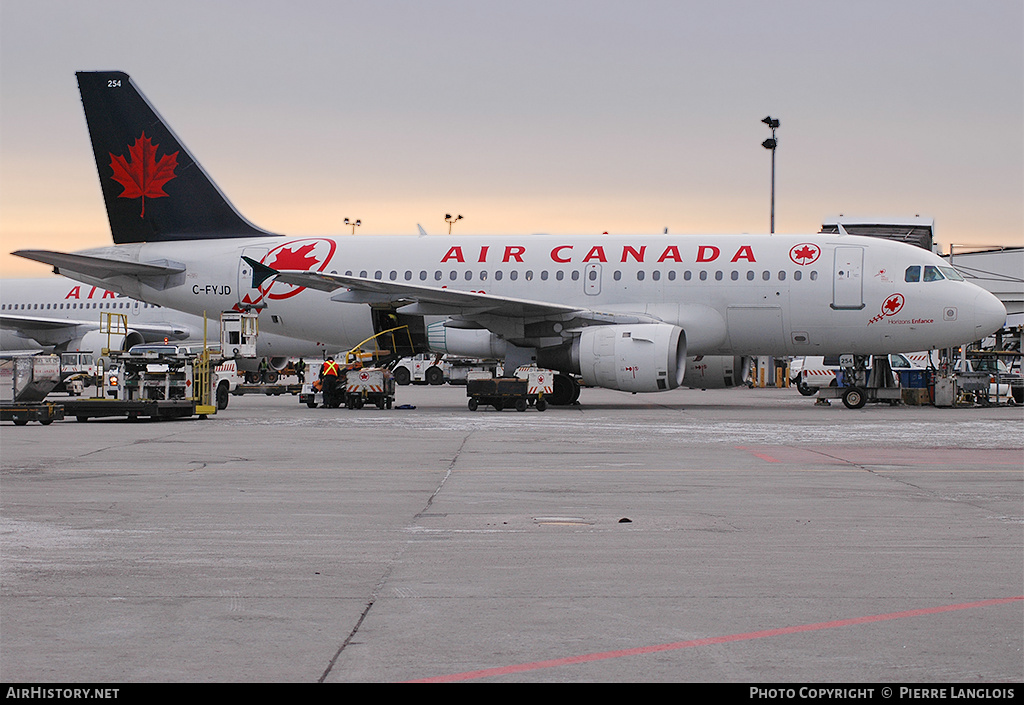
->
<box><xmin>682</xmin><ymin>355</ymin><xmax>751</xmax><ymax>389</ymax></box>
<box><xmin>64</xmin><ymin>328</ymin><xmax>144</xmax><ymax>354</ymax></box>
<box><xmin>573</xmin><ymin>323</ymin><xmax>686</xmax><ymax>393</ymax></box>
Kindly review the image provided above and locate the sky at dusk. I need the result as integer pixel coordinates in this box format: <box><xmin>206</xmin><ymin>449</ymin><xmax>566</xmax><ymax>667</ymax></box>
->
<box><xmin>1</xmin><ymin>0</ymin><xmax>1021</xmax><ymax>278</ymax></box>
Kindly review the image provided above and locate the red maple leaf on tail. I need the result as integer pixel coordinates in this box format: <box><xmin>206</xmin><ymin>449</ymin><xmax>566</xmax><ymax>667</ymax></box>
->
<box><xmin>109</xmin><ymin>132</ymin><xmax>179</xmax><ymax>217</ymax></box>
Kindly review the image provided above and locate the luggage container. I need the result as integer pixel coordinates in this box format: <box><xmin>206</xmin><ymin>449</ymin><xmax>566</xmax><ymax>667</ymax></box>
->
<box><xmin>466</xmin><ymin>369</ymin><xmax>552</xmax><ymax>412</ymax></box>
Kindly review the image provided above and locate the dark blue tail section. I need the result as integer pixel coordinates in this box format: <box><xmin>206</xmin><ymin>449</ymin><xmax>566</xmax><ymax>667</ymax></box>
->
<box><xmin>77</xmin><ymin>71</ymin><xmax>273</xmax><ymax>244</ymax></box>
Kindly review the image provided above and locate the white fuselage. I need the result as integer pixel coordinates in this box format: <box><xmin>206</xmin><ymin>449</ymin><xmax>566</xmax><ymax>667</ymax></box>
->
<box><xmin>0</xmin><ymin>277</ymin><xmax>333</xmax><ymax>360</ymax></box>
<box><xmin>63</xmin><ymin>232</ymin><xmax>1006</xmax><ymax>359</ymax></box>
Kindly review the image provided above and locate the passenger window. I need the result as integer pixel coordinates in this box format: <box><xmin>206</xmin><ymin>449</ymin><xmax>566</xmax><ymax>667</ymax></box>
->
<box><xmin>778</xmin><ymin>271</ymin><xmax>786</xmax><ymax>281</ymax></box>
<box><xmin>794</xmin><ymin>270</ymin><xmax>802</xmax><ymax>281</ymax></box>
<box><xmin>923</xmin><ymin>266</ymin><xmax>944</xmax><ymax>282</ymax></box>
<box><xmin>613</xmin><ymin>270</ymin><xmax>622</xmax><ymax>281</ymax></box>
<box><xmin>637</xmin><ymin>271</ymin><xmax>645</xmax><ymax>281</ymax></box>
<box><xmin>668</xmin><ymin>271</ymin><xmax>676</xmax><ymax>281</ymax></box>
<box><xmin>809</xmin><ymin>271</ymin><xmax>818</xmax><ymax>281</ymax></box>
<box><xmin>699</xmin><ymin>271</ymin><xmax>708</xmax><ymax>281</ymax></box>
<box><xmin>652</xmin><ymin>271</ymin><xmax>660</xmax><ymax>281</ymax></box>
<box><xmin>731</xmin><ymin>271</ymin><xmax>739</xmax><ymax>281</ymax></box>
<box><xmin>905</xmin><ymin>266</ymin><xmax>921</xmax><ymax>282</ymax></box>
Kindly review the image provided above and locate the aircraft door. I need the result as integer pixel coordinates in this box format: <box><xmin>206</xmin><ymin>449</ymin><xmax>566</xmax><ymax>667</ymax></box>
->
<box><xmin>832</xmin><ymin>246</ymin><xmax>865</xmax><ymax>310</ymax></box>
<box><xmin>238</xmin><ymin>247</ymin><xmax>270</xmax><ymax>309</ymax></box>
<box><xmin>584</xmin><ymin>263</ymin><xmax>602</xmax><ymax>296</ymax></box>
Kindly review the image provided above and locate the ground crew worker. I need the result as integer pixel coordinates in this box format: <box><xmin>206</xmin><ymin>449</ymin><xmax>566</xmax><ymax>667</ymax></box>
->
<box><xmin>295</xmin><ymin>358</ymin><xmax>306</xmax><ymax>384</ymax></box>
<box><xmin>258</xmin><ymin>357</ymin><xmax>269</xmax><ymax>384</ymax></box>
<box><xmin>321</xmin><ymin>357</ymin><xmax>340</xmax><ymax>406</ymax></box>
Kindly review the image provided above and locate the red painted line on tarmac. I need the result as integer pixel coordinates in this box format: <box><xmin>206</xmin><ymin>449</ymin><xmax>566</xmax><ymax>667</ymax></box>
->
<box><xmin>736</xmin><ymin>446</ymin><xmax>781</xmax><ymax>463</ymax></box>
<box><xmin>408</xmin><ymin>596</ymin><xmax>1023</xmax><ymax>683</ymax></box>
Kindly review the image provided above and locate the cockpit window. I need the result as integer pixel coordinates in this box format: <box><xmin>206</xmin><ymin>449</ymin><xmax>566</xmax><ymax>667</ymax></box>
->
<box><xmin>923</xmin><ymin>265</ymin><xmax>945</xmax><ymax>282</ymax></box>
<box><xmin>905</xmin><ymin>266</ymin><xmax>921</xmax><ymax>282</ymax></box>
<box><xmin>938</xmin><ymin>266</ymin><xmax>964</xmax><ymax>282</ymax></box>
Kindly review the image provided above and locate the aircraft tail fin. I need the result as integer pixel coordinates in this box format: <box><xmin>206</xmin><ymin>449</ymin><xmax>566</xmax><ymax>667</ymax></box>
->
<box><xmin>76</xmin><ymin>71</ymin><xmax>273</xmax><ymax>244</ymax></box>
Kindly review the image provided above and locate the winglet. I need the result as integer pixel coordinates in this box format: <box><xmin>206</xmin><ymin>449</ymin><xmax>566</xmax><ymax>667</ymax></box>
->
<box><xmin>243</xmin><ymin>256</ymin><xmax>278</xmax><ymax>289</ymax></box>
<box><xmin>417</xmin><ymin>224</ymin><xmax>428</xmax><ymax>238</ymax></box>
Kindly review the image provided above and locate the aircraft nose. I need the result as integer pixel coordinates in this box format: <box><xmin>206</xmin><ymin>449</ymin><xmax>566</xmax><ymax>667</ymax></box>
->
<box><xmin>973</xmin><ymin>289</ymin><xmax>1006</xmax><ymax>338</ymax></box>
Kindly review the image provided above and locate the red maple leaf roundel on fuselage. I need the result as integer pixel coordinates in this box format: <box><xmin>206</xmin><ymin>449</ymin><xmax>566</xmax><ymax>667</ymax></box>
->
<box><xmin>882</xmin><ymin>293</ymin><xmax>905</xmax><ymax>315</ymax></box>
<box><xmin>109</xmin><ymin>132</ymin><xmax>179</xmax><ymax>218</ymax></box>
<box><xmin>268</xmin><ymin>244</ymin><xmax>320</xmax><ymax>271</ymax></box>
<box><xmin>789</xmin><ymin>243</ymin><xmax>821</xmax><ymax>265</ymax></box>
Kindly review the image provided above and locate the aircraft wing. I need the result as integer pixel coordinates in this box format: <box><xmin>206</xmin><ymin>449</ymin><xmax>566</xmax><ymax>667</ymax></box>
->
<box><xmin>268</xmin><ymin>268</ymin><xmax>654</xmax><ymax>325</ymax></box>
<box><xmin>0</xmin><ymin>314</ymin><xmax>88</xmax><ymax>332</ymax></box>
<box><xmin>12</xmin><ymin>250</ymin><xmax>185</xmax><ymax>289</ymax></box>
<box><xmin>0</xmin><ymin>314</ymin><xmax>191</xmax><ymax>342</ymax></box>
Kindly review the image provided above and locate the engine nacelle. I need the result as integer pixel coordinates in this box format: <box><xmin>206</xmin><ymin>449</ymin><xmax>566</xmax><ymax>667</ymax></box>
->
<box><xmin>67</xmin><ymin>329</ymin><xmax>144</xmax><ymax>354</ymax></box>
<box><xmin>682</xmin><ymin>355</ymin><xmax>751</xmax><ymax>389</ymax></box>
<box><xmin>575</xmin><ymin>324</ymin><xmax>686</xmax><ymax>393</ymax></box>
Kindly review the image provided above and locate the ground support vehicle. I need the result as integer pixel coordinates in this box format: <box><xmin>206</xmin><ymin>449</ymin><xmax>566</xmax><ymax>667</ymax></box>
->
<box><xmin>1</xmin><ymin>355</ymin><xmax>64</xmax><ymax>425</ymax></box>
<box><xmin>954</xmin><ymin>352</ymin><xmax>1022</xmax><ymax>405</ymax></box>
<box><xmin>61</xmin><ymin>397</ymin><xmax>197</xmax><ymax>422</ymax></box>
<box><xmin>68</xmin><ymin>345</ymin><xmax>216</xmax><ymax>421</ymax></box>
<box><xmin>812</xmin><ymin>354</ymin><xmax>903</xmax><ymax>409</ymax></box>
<box><xmin>234</xmin><ymin>382</ymin><xmax>303</xmax><ymax>397</ymax></box>
<box><xmin>392</xmin><ymin>354</ymin><xmax>448</xmax><ymax>386</ymax></box>
<box><xmin>1</xmin><ymin>402</ymin><xmax>65</xmax><ymax>426</ymax></box>
<box><xmin>300</xmin><ymin>368</ymin><xmax>395</xmax><ymax>410</ymax></box>
<box><xmin>795</xmin><ymin>353</ymin><xmax>920</xmax><ymax>396</ymax></box>
<box><xmin>344</xmin><ymin>368</ymin><xmax>395</xmax><ymax>409</ymax></box>
<box><xmin>299</xmin><ymin>381</ymin><xmax>323</xmax><ymax>408</ymax></box>
<box><xmin>446</xmin><ymin>358</ymin><xmax>500</xmax><ymax>385</ymax></box>
<box><xmin>466</xmin><ymin>369</ymin><xmax>552</xmax><ymax>412</ymax></box>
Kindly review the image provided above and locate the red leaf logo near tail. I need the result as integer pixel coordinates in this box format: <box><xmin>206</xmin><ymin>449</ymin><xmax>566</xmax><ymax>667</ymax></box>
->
<box><xmin>109</xmin><ymin>132</ymin><xmax>179</xmax><ymax>217</ymax></box>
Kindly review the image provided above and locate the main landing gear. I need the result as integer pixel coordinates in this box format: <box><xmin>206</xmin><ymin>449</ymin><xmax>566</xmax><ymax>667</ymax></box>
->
<box><xmin>548</xmin><ymin>374</ymin><xmax>581</xmax><ymax>406</ymax></box>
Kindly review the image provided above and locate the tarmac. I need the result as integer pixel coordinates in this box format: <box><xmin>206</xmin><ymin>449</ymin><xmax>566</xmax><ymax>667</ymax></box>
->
<box><xmin>1</xmin><ymin>385</ymin><xmax>1021</xmax><ymax>683</ymax></box>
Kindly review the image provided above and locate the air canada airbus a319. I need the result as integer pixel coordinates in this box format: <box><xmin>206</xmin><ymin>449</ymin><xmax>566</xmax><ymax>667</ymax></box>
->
<box><xmin>12</xmin><ymin>71</ymin><xmax>1007</xmax><ymax>406</ymax></box>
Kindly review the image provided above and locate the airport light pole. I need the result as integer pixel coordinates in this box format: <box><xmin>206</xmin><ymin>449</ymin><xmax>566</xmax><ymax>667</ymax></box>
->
<box><xmin>761</xmin><ymin>116</ymin><xmax>779</xmax><ymax>234</ymax></box>
<box><xmin>445</xmin><ymin>213</ymin><xmax>463</xmax><ymax>234</ymax></box>
<box><xmin>344</xmin><ymin>218</ymin><xmax>361</xmax><ymax>234</ymax></box>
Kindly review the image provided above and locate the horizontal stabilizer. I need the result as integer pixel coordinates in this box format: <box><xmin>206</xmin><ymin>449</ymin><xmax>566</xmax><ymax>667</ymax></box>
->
<box><xmin>13</xmin><ymin>250</ymin><xmax>185</xmax><ymax>289</ymax></box>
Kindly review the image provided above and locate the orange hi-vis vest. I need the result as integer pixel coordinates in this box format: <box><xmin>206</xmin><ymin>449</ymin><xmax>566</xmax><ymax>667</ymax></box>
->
<box><xmin>323</xmin><ymin>360</ymin><xmax>340</xmax><ymax>377</ymax></box>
